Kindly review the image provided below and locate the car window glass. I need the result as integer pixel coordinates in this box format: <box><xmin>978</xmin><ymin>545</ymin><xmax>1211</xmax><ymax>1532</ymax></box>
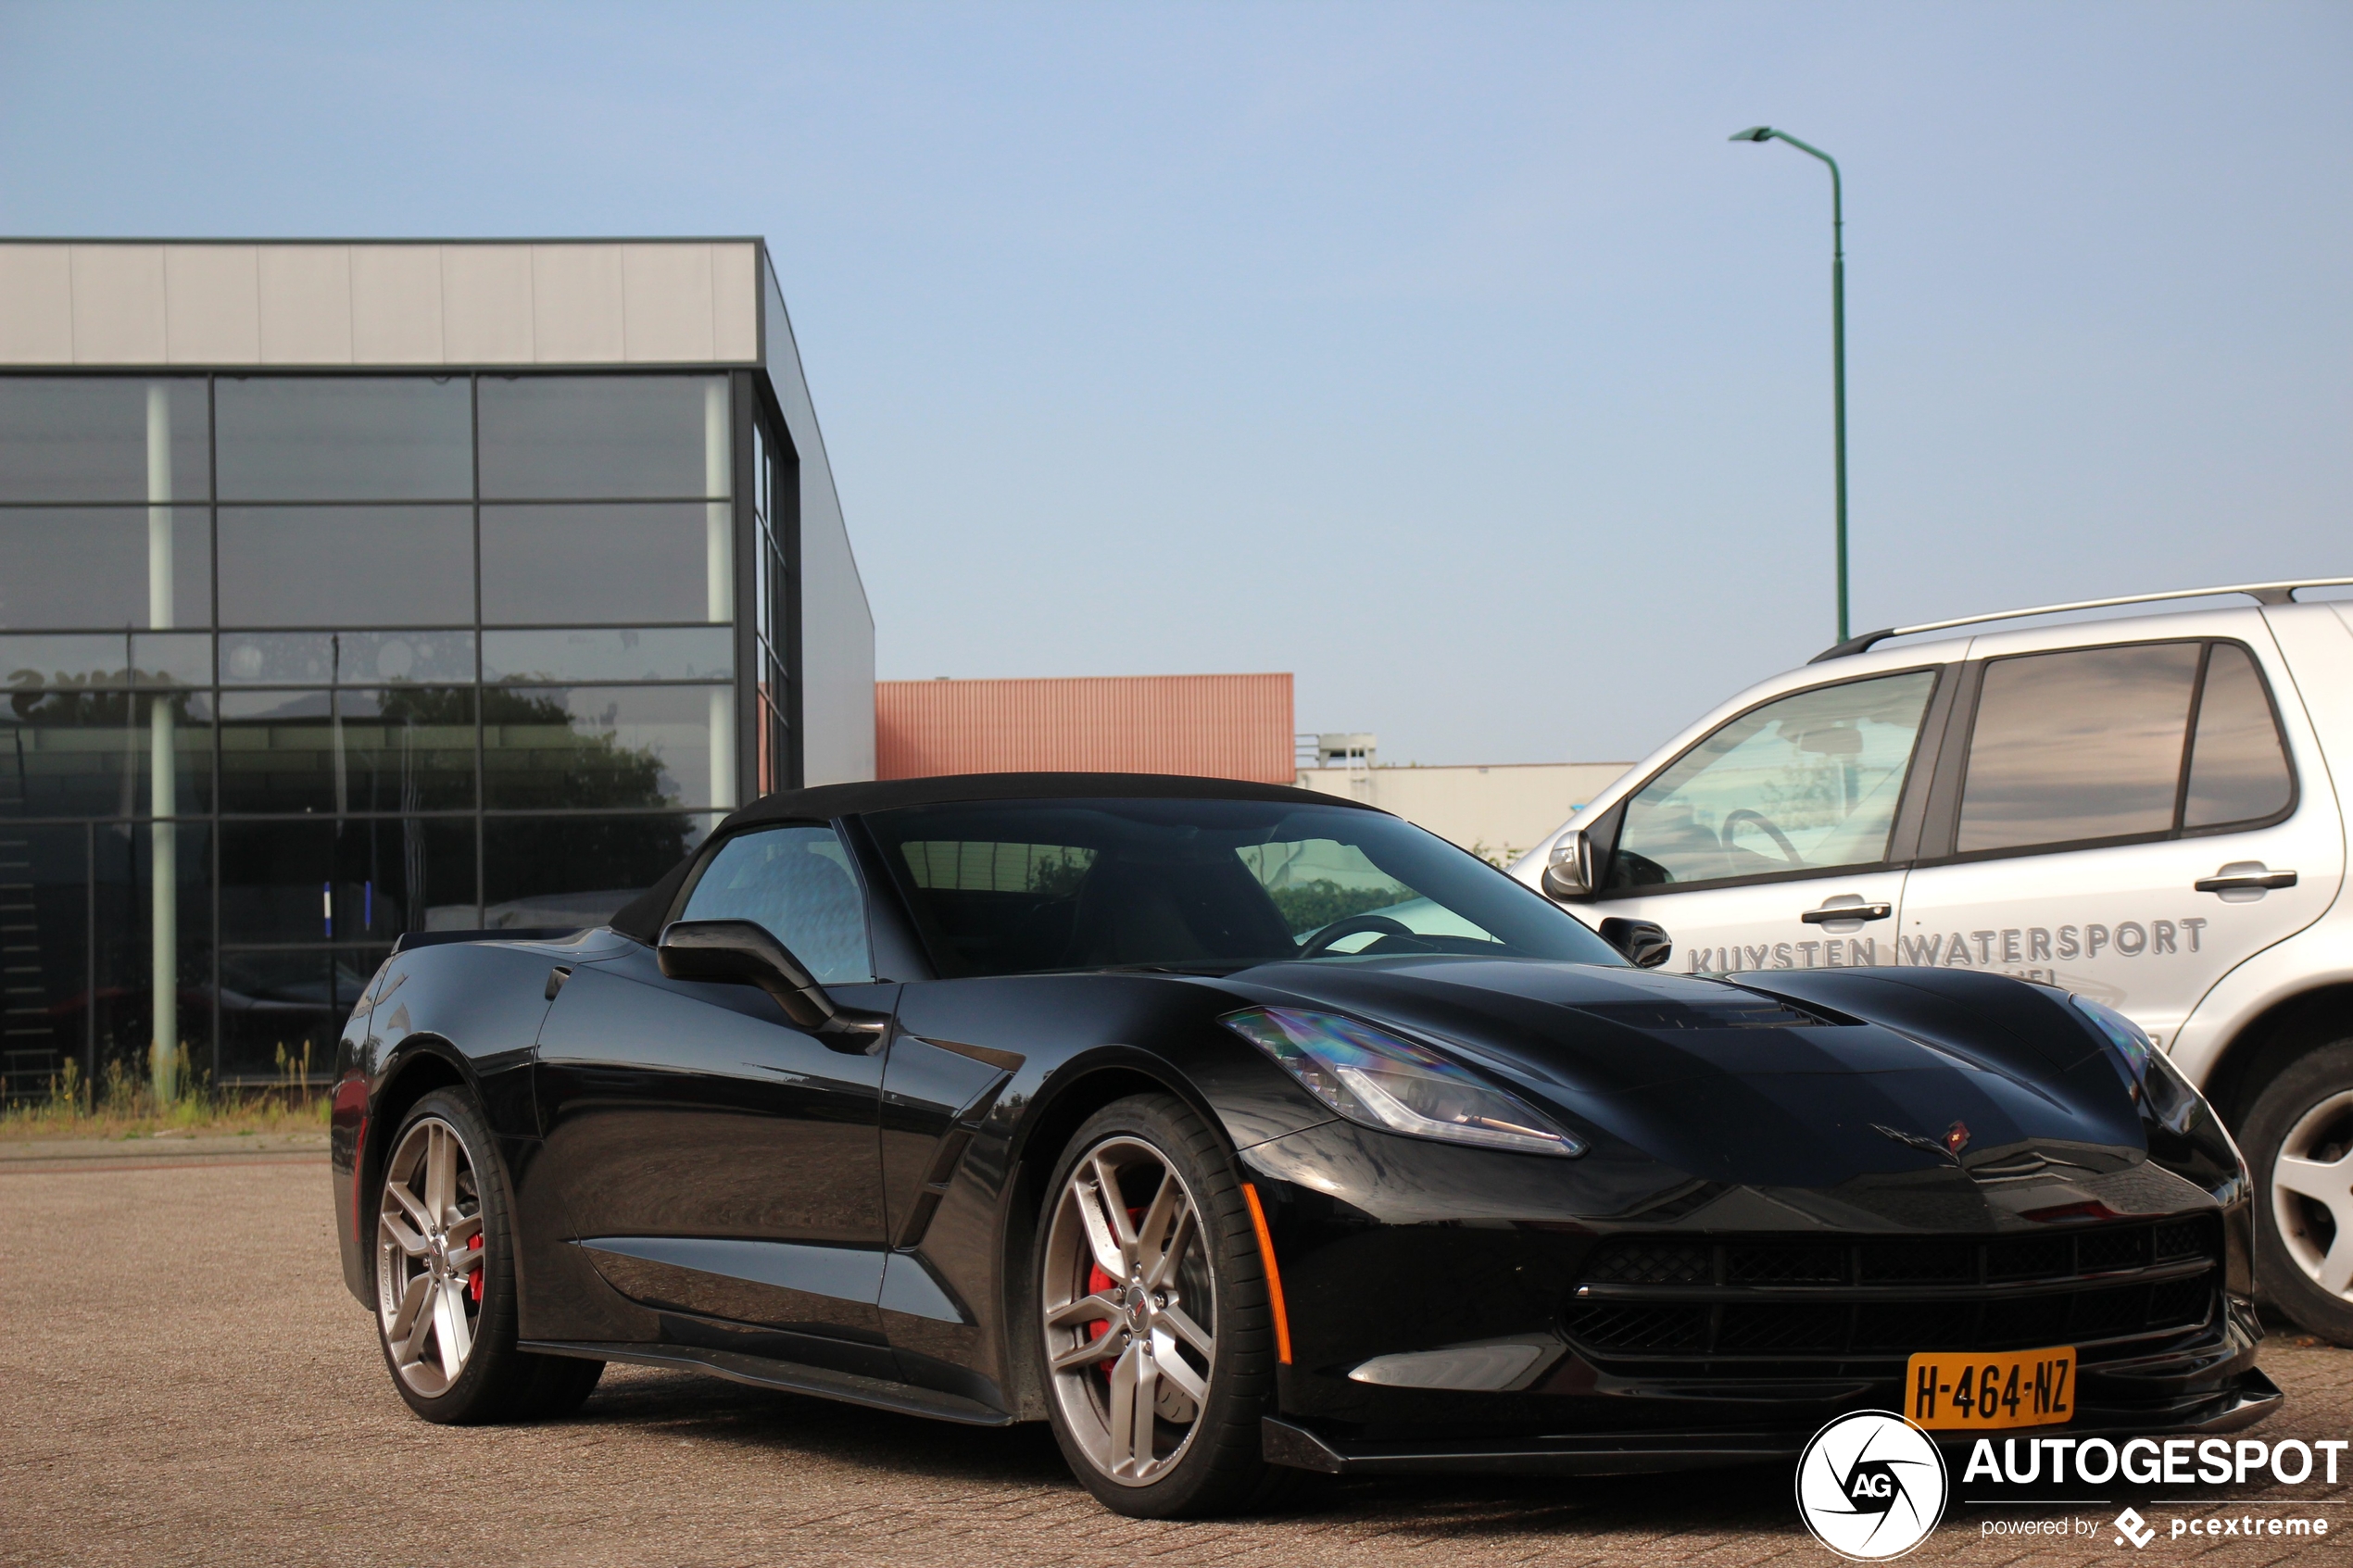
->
<box><xmin>681</xmin><ymin>824</ymin><xmax>873</xmax><ymax>985</ymax></box>
<box><xmin>1611</xmin><ymin>671</ymin><xmax>1937</xmax><ymax>888</ymax></box>
<box><xmin>1234</xmin><ymin>837</ymin><xmax>1509</xmax><ymax>950</ymax></box>
<box><xmin>864</xmin><ymin>798</ymin><xmax>1622</xmax><ymax>977</ymax></box>
<box><xmin>2183</xmin><ymin>643</ymin><xmax>2293</xmax><ymax>830</ymax></box>
<box><xmin>1957</xmin><ymin>643</ymin><xmax>2200</xmax><ymax>855</ymax></box>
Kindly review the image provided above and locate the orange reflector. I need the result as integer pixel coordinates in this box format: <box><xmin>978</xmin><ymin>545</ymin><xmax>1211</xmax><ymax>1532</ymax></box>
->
<box><xmin>1240</xmin><ymin>1182</ymin><xmax>1292</xmax><ymax>1364</ymax></box>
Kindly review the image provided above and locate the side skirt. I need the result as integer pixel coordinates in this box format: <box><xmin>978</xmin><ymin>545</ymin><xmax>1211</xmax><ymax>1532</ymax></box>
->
<box><xmin>519</xmin><ymin>1338</ymin><xmax>1014</xmax><ymax>1427</ymax></box>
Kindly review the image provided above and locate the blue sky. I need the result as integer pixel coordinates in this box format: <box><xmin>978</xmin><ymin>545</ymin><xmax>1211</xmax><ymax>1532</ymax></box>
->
<box><xmin>4</xmin><ymin>2</ymin><xmax>2347</xmax><ymax>763</ymax></box>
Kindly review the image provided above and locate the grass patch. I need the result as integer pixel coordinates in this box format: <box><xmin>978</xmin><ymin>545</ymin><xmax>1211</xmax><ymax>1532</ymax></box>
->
<box><xmin>1</xmin><ymin>1042</ymin><xmax>329</xmax><ymax>1142</ymax></box>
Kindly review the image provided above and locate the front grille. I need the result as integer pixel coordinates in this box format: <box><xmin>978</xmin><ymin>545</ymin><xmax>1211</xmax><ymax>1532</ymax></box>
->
<box><xmin>1567</xmin><ymin>1217</ymin><xmax>2221</xmax><ymax>1364</ymax></box>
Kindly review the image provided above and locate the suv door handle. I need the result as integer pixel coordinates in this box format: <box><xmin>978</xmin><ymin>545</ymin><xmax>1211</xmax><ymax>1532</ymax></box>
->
<box><xmin>2195</xmin><ymin>862</ymin><xmax>2297</xmax><ymax>895</ymax></box>
<box><xmin>1801</xmin><ymin>900</ymin><xmax>1892</xmax><ymax>924</ymax></box>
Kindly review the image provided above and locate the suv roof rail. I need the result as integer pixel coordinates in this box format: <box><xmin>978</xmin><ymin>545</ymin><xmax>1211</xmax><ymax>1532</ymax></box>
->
<box><xmin>1809</xmin><ymin>577</ymin><xmax>2353</xmax><ymax>663</ymax></box>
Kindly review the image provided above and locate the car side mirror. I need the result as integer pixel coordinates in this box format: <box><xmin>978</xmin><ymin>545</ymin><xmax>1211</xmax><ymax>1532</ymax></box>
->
<box><xmin>1599</xmin><ymin>917</ymin><xmax>1672</xmax><ymax>970</ymax></box>
<box><xmin>1541</xmin><ymin>830</ymin><xmax>1594</xmax><ymax>900</ymax></box>
<box><xmin>658</xmin><ymin>919</ymin><xmax>877</xmax><ymax>1047</ymax></box>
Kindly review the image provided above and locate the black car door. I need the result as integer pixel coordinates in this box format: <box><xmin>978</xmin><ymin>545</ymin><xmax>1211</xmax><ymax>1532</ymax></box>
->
<box><xmin>534</xmin><ymin>822</ymin><xmax>895</xmax><ymax>1368</ymax></box>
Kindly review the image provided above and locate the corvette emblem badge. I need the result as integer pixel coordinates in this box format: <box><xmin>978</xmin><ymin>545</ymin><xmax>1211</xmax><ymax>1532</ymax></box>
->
<box><xmin>1943</xmin><ymin>1122</ymin><xmax>1970</xmax><ymax>1157</ymax></box>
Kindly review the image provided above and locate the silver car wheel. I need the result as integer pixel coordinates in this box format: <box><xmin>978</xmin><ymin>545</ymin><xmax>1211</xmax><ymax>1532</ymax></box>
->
<box><xmin>2272</xmin><ymin>1089</ymin><xmax>2353</xmax><ymax>1298</ymax></box>
<box><xmin>1041</xmin><ymin>1135</ymin><xmax>1217</xmax><ymax>1486</ymax></box>
<box><xmin>375</xmin><ymin>1116</ymin><xmax>485</xmax><ymax>1397</ymax></box>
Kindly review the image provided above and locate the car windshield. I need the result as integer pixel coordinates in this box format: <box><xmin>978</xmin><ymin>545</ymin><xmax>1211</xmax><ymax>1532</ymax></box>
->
<box><xmin>862</xmin><ymin>797</ymin><xmax>1626</xmax><ymax>978</ymax></box>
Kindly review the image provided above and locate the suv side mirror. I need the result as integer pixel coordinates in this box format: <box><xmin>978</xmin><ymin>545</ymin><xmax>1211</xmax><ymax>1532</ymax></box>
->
<box><xmin>659</xmin><ymin>919</ymin><xmax>856</xmax><ymax>1038</ymax></box>
<box><xmin>1598</xmin><ymin>917</ymin><xmax>1672</xmax><ymax>970</ymax></box>
<box><xmin>1541</xmin><ymin>830</ymin><xmax>1594</xmax><ymax>900</ymax></box>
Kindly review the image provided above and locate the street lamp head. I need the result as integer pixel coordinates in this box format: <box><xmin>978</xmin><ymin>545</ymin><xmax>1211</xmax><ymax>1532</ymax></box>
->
<box><xmin>1729</xmin><ymin>126</ymin><xmax>1776</xmax><ymax>143</ymax></box>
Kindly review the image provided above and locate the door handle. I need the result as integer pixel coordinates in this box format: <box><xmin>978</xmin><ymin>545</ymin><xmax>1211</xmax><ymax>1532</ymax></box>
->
<box><xmin>2195</xmin><ymin>863</ymin><xmax>2297</xmax><ymax>895</ymax></box>
<box><xmin>1801</xmin><ymin>901</ymin><xmax>1892</xmax><ymax>924</ymax></box>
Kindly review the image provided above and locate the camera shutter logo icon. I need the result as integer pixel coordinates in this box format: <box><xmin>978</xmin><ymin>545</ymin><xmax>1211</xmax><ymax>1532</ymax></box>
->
<box><xmin>1793</xmin><ymin>1411</ymin><xmax>1949</xmax><ymax>1561</ymax></box>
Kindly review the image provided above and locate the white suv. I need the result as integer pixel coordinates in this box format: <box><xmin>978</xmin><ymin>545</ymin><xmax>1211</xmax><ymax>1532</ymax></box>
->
<box><xmin>1516</xmin><ymin>581</ymin><xmax>2353</xmax><ymax>1337</ymax></box>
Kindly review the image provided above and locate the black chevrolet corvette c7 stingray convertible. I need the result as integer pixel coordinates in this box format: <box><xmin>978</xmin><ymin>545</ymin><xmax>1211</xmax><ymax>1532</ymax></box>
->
<box><xmin>332</xmin><ymin>774</ymin><xmax>2277</xmax><ymax>1517</ymax></box>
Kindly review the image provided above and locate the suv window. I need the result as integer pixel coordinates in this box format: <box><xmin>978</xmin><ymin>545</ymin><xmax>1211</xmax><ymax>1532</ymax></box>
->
<box><xmin>2184</xmin><ymin>642</ymin><xmax>2295</xmax><ymax>829</ymax></box>
<box><xmin>1610</xmin><ymin>670</ymin><xmax>1938</xmax><ymax>889</ymax></box>
<box><xmin>1956</xmin><ymin>639</ymin><xmax>2292</xmax><ymax>856</ymax></box>
<box><xmin>681</xmin><ymin>823</ymin><xmax>874</xmax><ymax>985</ymax></box>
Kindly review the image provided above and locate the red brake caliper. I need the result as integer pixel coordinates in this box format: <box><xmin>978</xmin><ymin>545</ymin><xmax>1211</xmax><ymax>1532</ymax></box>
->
<box><xmin>467</xmin><ymin>1235</ymin><xmax>484</xmax><ymax>1303</ymax></box>
<box><xmin>1083</xmin><ymin>1208</ymin><xmax>1145</xmax><ymax>1369</ymax></box>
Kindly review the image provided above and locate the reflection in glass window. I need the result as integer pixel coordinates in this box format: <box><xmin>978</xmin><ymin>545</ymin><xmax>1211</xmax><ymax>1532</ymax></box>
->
<box><xmin>218</xmin><ymin>688</ymin><xmax>476</xmax><ymax>815</ymax></box>
<box><xmin>480</xmin><ymin>504</ymin><xmax>719</xmax><ymax>623</ymax></box>
<box><xmin>0</xmin><ymin>824</ymin><xmax>92</xmax><ymax>1073</ymax></box>
<box><xmin>214</xmin><ymin>377</ymin><xmax>472</xmax><ymax>501</ymax></box>
<box><xmin>219</xmin><ymin>630</ymin><xmax>474</xmax><ymax>686</ymax></box>
<box><xmin>2184</xmin><ymin>644</ymin><xmax>2295</xmax><ymax>830</ymax></box>
<box><xmin>481</xmin><ymin>627</ymin><xmax>732</xmax><ymax>683</ymax></box>
<box><xmin>218</xmin><ymin>817</ymin><xmax>476</xmax><ymax>944</ymax></box>
<box><xmin>218</xmin><ymin>948</ymin><xmax>384</xmax><ymax>1080</ymax></box>
<box><xmin>92</xmin><ymin>822</ymin><xmax>213</xmax><ymax>1073</ymax></box>
<box><xmin>477</xmin><ymin>376</ymin><xmax>729</xmax><ymax>500</ymax></box>
<box><xmin>1613</xmin><ymin>671</ymin><xmax>1937</xmax><ymax>888</ymax></box>
<box><xmin>0</xmin><ymin>379</ymin><xmax>208</xmax><ymax>502</ymax></box>
<box><xmin>482</xmin><ymin>812</ymin><xmax>715</xmax><ymax>930</ymax></box>
<box><xmin>0</xmin><ymin>633</ymin><xmax>209</xmax><ymax>693</ymax></box>
<box><xmin>865</xmin><ymin>797</ymin><xmax>1618</xmax><ymax>977</ymax></box>
<box><xmin>483</xmin><ymin>684</ymin><xmax>721</xmax><ymax>810</ymax></box>
<box><xmin>217</xmin><ymin>507</ymin><xmax>474</xmax><ymax>627</ymax></box>
<box><xmin>684</xmin><ymin>824</ymin><xmax>873</xmax><ymax>985</ymax></box>
<box><xmin>1957</xmin><ymin>644</ymin><xmax>2200</xmax><ymax>854</ymax></box>
<box><xmin>0</xmin><ymin>689</ymin><xmax>213</xmax><ymax>817</ymax></box>
<box><xmin>0</xmin><ymin>509</ymin><xmax>211</xmax><ymax>631</ymax></box>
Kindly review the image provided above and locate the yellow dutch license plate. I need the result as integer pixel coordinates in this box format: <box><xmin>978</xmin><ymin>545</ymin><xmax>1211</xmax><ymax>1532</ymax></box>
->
<box><xmin>1906</xmin><ymin>1347</ymin><xmax>2075</xmax><ymax>1430</ymax></box>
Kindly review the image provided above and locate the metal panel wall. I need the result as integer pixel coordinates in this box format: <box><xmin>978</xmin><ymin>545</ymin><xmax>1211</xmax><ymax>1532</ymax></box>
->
<box><xmin>875</xmin><ymin>673</ymin><xmax>1295</xmax><ymax>784</ymax></box>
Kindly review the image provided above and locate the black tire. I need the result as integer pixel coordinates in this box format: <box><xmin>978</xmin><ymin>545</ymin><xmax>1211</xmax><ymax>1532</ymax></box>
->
<box><xmin>371</xmin><ymin>1088</ymin><xmax>600</xmax><ymax>1423</ymax></box>
<box><xmin>1033</xmin><ymin>1093</ymin><xmax>1296</xmax><ymax>1519</ymax></box>
<box><xmin>2244</xmin><ymin>1041</ymin><xmax>2353</xmax><ymax>1343</ymax></box>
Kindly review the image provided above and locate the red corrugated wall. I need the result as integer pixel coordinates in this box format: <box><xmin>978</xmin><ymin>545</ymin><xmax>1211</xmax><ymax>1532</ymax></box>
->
<box><xmin>875</xmin><ymin>673</ymin><xmax>1295</xmax><ymax>784</ymax></box>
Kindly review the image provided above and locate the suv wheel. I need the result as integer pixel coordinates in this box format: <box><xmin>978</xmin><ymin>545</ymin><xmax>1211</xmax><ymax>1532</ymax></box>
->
<box><xmin>2244</xmin><ymin>1043</ymin><xmax>2353</xmax><ymax>1342</ymax></box>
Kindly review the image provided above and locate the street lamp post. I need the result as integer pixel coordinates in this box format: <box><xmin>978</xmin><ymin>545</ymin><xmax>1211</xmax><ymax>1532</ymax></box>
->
<box><xmin>1730</xmin><ymin>126</ymin><xmax>1848</xmax><ymax>645</ymax></box>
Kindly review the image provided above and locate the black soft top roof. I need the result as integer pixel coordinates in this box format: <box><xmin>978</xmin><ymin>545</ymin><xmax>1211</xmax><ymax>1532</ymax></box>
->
<box><xmin>609</xmin><ymin>771</ymin><xmax>1379</xmax><ymax>942</ymax></box>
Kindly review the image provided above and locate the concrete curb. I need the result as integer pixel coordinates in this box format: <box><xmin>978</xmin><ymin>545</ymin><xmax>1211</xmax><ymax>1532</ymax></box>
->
<box><xmin>0</xmin><ymin>1131</ymin><xmax>330</xmax><ymax>1166</ymax></box>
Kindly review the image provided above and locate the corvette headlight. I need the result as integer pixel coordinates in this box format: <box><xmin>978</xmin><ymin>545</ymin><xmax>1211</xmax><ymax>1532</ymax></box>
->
<box><xmin>2071</xmin><ymin>994</ymin><xmax>2199</xmax><ymax>1130</ymax></box>
<box><xmin>1223</xmin><ymin>1006</ymin><xmax>1583</xmax><ymax>1158</ymax></box>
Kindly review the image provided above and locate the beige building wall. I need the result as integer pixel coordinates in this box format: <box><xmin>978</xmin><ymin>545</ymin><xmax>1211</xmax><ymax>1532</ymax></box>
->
<box><xmin>1293</xmin><ymin>761</ymin><xmax>1631</xmax><ymax>864</ymax></box>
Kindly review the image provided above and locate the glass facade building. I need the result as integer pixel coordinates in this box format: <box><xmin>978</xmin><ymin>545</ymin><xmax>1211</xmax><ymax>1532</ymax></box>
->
<box><xmin>0</xmin><ymin>240</ymin><xmax>874</xmax><ymax>1090</ymax></box>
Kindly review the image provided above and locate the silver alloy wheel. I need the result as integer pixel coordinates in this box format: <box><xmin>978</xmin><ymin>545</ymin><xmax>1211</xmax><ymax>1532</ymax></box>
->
<box><xmin>375</xmin><ymin>1116</ymin><xmax>485</xmax><ymax>1396</ymax></box>
<box><xmin>2272</xmin><ymin>1089</ymin><xmax>2353</xmax><ymax>1298</ymax></box>
<box><xmin>1041</xmin><ymin>1135</ymin><xmax>1217</xmax><ymax>1486</ymax></box>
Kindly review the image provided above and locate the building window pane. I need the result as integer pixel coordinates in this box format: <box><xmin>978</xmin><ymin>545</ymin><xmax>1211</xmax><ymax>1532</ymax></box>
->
<box><xmin>214</xmin><ymin>377</ymin><xmax>472</xmax><ymax>501</ymax></box>
<box><xmin>0</xmin><ymin>824</ymin><xmax>90</xmax><ymax>1085</ymax></box>
<box><xmin>218</xmin><ymin>949</ymin><xmax>383</xmax><ymax>1081</ymax></box>
<box><xmin>2</xmin><ymin>632</ymin><xmax>209</xmax><ymax>693</ymax></box>
<box><xmin>484</xmin><ymin>684</ymin><xmax>724</xmax><ymax>810</ymax></box>
<box><xmin>477</xmin><ymin>375</ymin><xmax>729</xmax><ymax>499</ymax></box>
<box><xmin>479</xmin><ymin>503</ymin><xmax>723</xmax><ymax>623</ymax></box>
<box><xmin>2184</xmin><ymin>643</ymin><xmax>2294</xmax><ymax>830</ymax></box>
<box><xmin>218</xmin><ymin>507</ymin><xmax>473</xmax><ymax>627</ymax></box>
<box><xmin>0</xmin><ymin>508</ymin><xmax>211</xmax><ymax>631</ymax></box>
<box><xmin>483</xmin><ymin>812</ymin><xmax>714</xmax><ymax>929</ymax></box>
<box><xmin>219</xmin><ymin>688</ymin><xmax>477</xmax><ymax>816</ymax></box>
<box><xmin>220</xmin><ymin>629</ymin><xmax>473</xmax><ymax>686</ymax></box>
<box><xmin>0</xmin><ymin>689</ymin><xmax>214</xmax><ymax>818</ymax></box>
<box><xmin>220</xmin><ymin>818</ymin><xmax>476</xmax><ymax>945</ymax></box>
<box><xmin>1957</xmin><ymin>642</ymin><xmax>2201</xmax><ymax>855</ymax></box>
<box><xmin>92</xmin><ymin>822</ymin><xmax>212</xmax><ymax>1085</ymax></box>
<box><xmin>481</xmin><ymin>627</ymin><xmax>732</xmax><ymax>684</ymax></box>
<box><xmin>0</xmin><ymin>378</ymin><xmax>208</xmax><ymax>503</ymax></box>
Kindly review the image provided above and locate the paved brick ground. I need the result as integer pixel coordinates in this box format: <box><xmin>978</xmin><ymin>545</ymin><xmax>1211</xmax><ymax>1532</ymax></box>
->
<box><xmin>5</xmin><ymin>1159</ymin><xmax>2350</xmax><ymax>1567</ymax></box>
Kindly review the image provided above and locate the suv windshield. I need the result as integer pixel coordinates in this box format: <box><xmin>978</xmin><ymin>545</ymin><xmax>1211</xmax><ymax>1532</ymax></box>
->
<box><xmin>862</xmin><ymin>797</ymin><xmax>1625</xmax><ymax>977</ymax></box>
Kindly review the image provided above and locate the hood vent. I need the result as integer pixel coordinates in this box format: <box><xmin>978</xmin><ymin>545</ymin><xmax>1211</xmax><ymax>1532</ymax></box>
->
<box><xmin>1572</xmin><ymin>996</ymin><xmax>1836</xmax><ymax>1032</ymax></box>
